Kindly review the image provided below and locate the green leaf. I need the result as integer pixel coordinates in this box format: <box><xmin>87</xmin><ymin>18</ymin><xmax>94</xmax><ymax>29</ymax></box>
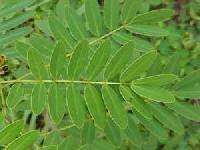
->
<box><xmin>131</xmin><ymin>85</ymin><xmax>175</xmax><ymax>103</ymax></box>
<box><xmin>104</xmin><ymin>118</ymin><xmax>122</xmax><ymax>146</ymax></box>
<box><xmin>29</xmin><ymin>34</ymin><xmax>54</xmax><ymax>56</ymax></box>
<box><xmin>174</xmin><ymin>86</ymin><xmax>200</xmax><ymax>99</ymax></box>
<box><xmin>127</xmin><ymin>25</ymin><xmax>169</xmax><ymax>37</ymax></box>
<box><xmin>104</xmin><ymin>42</ymin><xmax>135</xmax><ymax>80</ymax></box>
<box><xmin>49</xmin><ymin>15</ymin><xmax>75</xmax><ymax>49</ymax></box>
<box><xmin>0</xmin><ymin>27</ymin><xmax>33</xmax><ymax>46</ymax></box>
<box><xmin>133</xmin><ymin>74</ymin><xmax>178</xmax><ymax>86</ymax></box>
<box><xmin>101</xmin><ymin>85</ymin><xmax>128</xmax><ymax>129</ymax></box>
<box><xmin>28</xmin><ymin>48</ymin><xmax>48</xmax><ymax>79</ymax></box>
<box><xmin>120</xmin><ymin>51</ymin><xmax>157</xmax><ymax>82</ymax></box>
<box><xmin>121</xmin><ymin>0</ymin><xmax>141</xmax><ymax>24</ymax></box>
<box><xmin>50</xmin><ymin>41</ymin><xmax>66</xmax><ymax>78</ymax></box>
<box><xmin>87</xmin><ymin>40</ymin><xmax>111</xmax><ymax>80</ymax></box>
<box><xmin>31</xmin><ymin>84</ymin><xmax>47</xmax><ymax>115</ymax></box>
<box><xmin>0</xmin><ymin>120</ymin><xmax>24</xmax><ymax>145</ymax></box>
<box><xmin>166</xmin><ymin>101</ymin><xmax>200</xmax><ymax>122</ymax></box>
<box><xmin>0</xmin><ymin>0</ymin><xmax>34</xmax><ymax>17</ymax></box>
<box><xmin>15</xmin><ymin>41</ymin><xmax>30</xmax><ymax>59</ymax></box>
<box><xmin>48</xmin><ymin>84</ymin><xmax>66</xmax><ymax>123</ymax></box>
<box><xmin>124</xmin><ymin>115</ymin><xmax>142</xmax><ymax>147</ymax></box>
<box><xmin>104</xmin><ymin>0</ymin><xmax>120</xmax><ymax>30</ymax></box>
<box><xmin>67</xmin><ymin>84</ymin><xmax>86</xmax><ymax>128</ymax></box>
<box><xmin>67</xmin><ymin>40</ymin><xmax>90</xmax><ymax>79</ymax></box>
<box><xmin>85</xmin><ymin>0</ymin><xmax>102</xmax><ymax>36</ymax></box>
<box><xmin>81</xmin><ymin>121</ymin><xmax>95</xmax><ymax>145</ymax></box>
<box><xmin>84</xmin><ymin>85</ymin><xmax>107</xmax><ymax>128</ymax></box>
<box><xmin>149</xmin><ymin>103</ymin><xmax>184</xmax><ymax>134</ymax></box>
<box><xmin>0</xmin><ymin>11</ymin><xmax>33</xmax><ymax>33</ymax></box>
<box><xmin>119</xmin><ymin>85</ymin><xmax>152</xmax><ymax>120</ymax></box>
<box><xmin>6</xmin><ymin>130</ymin><xmax>40</xmax><ymax>150</ymax></box>
<box><xmin>65</xmin><ymin>6</ymin><xmax>88</xmax><ymax>40</ymax></box>
<box><xmin>132</xmin><ymin>9</ymin><xmax>174</xmax><ymax>24</ymax></box>
<box><xmin>39</xmin><ymin>146</ymin><xmax>58</xmax><ymax>150</ymax></box>
<box><xmin>6</xmin><ymin>84</ymin><xmax>24</xmax><ymax>109</ymax></box>
<box><xmin>136</xmin><ymin>113</ymin><xmax>168</xmax><ymax>140</ymax></box>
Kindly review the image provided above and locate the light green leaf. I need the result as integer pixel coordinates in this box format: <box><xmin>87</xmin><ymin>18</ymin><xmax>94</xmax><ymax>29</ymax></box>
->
<box><xmin>104</xmin><ymin>0</ymin><xmax>120</xmax><ymax>30</ymax></box>
<box><xmin>29</xmin><ymin>34</ymin><xmax>54</xmax><ymax>56</ymax></box>
<box><xmin>136</xmin><ymin>113</ymin><xmax>168</xmax><ymax>140</ymax></box>
<box><xmin>65</xmin><ymin>6</ymin><xmax>88</xmax><ymax>40</ymax></box>
<box><xmin>121</xmin><ymin>0</ymin><xmax>141</xmax><ymax>24</ymax></box>
<box><xmin>166</xmin><ymin>101</ymin><xmax>200</xmax><ymax>122</ymax></box>
<box><xmin>0</xmin><ymin>0</ymin><xmax>34</xmax><ymax>17</ymax></box>
<box><xmin>84</xmin><ymin>85</ymin><xmax>107</xmax><ymax>128</ymax></box>
<box><xmin>131</xmin><ymin>85</ymin><xmax>175</xmax><ymax>103</ymax></box>
<box><xmin>101</xmin><ymin>85</ymin><xmax>128</xmax><ymax>129</ymax></box>
<box><xmin>87</xmin><ymin>40</ymin><xmax>111</xmax><ymax>80</ymax></box>
<box><xmin>119</xmin><ymin>85</ymin><xmax>152</xmax><ymax>120</ymax></box>
<box><xmin>50</xmin><ymin>41</ymin><xmax>66</xmax><ymax>78</ymax></box>
<box><xmin>67</xmin><ymin>40</ymin><xmax>90</xmax><ymax>79</ymax></box>
<box><xmin>127</xmin><ymin>25</ymin><xmax>169</xmax><ymax>37</ymax></box>
<box><xmin>85</xmin><ymin>0</ymin><xmax>102</xmax><ymax>36</ymax></box>
<box><xmin>66</xmin><ymin>84</ymin><xmax>86</xmax><ymax>128</ymax></box>
<box><xmin>149</xmin><ymin>103</ymin><xmax>184</xmax><ymax>134</ymax></box>
<box><xmin>0</xmin><ymin>27</ymin><xmax>33</xmax><ymax>46</ymax></box>
<box><xmin>0</xmin><ymin>120</ymin><xmax>24</xmax><ymax>145</ymax></box>
<box><xmin>31</xmin><ymin>84</ymin><xmax>47</xmax><ymax>115</ymax></box>
<box><xmin>15</xmin><ymin>41</ymin><xmax>30</xmax><ymax>59</ymax></box>
<box><xmin>6</xmin><ymin>84</ymin><xmax>23</xmax><ymax>109</ymax></box>
<box><xmin>48</xmin><ymin>84</ymin><xmax>66</xmax><ymax>123</ymax></box>
<box><xmin>124</xmin><ymin>115</ymin><xmax>142</xmax><ymax>147</ymax></box>
<box><xmin>120</xmin><ymin>51</ymin><xmax>157</xmax><ymax>82</ymax></box>
<box><xmin>174</xmin><ymin>86</ymin><xmax>200</xmax><ymax>99</ymax></box>
<box><xmin>104</xmin><ymin>118</ymin><xmax>121</xmax><ymax>146</ymax></box>
<box><xmin>39</xmin><ymin>146</ymin><xmax>58</xmax><ymax>150</ymax></box>
<box><xmin>0</xmin><ymin>11</ymin><xmax>33</xmax><ymax>33</ymax></box>
<box><xmin>6</xmin><ymin>130</ymin><xmax>40</xmax><ymax>150</ymax></box>
<box><xmin>81</xmin><ymin>121</ymin><xmax>95</xmax><ymax>145</ymax></box>
<box><xmin>133</xmin><ymin>74</ymin><xmax>178</xmax><ymax>86</ymax></box>
<box><xmin>132</xmin><ymin>9</ymin><xmax>174</xmax><ymax>24</ymax></box>
<box><xmin>49</xmin><ymin>15</ymin><xmax>75</xmax><ymax>49</ymax></box>
<box><xmin>104</xmin><ymin>42</ymin><xmax>135</xmax><ymax>80</ymax></box>
<box><xmin>28</xmin><ymin>48</ymin><xmax>48</xmax><ymax>79</ymax></box>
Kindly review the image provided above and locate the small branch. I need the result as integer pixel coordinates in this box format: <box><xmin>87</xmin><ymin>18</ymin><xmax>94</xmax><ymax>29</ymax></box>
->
<box><xmin>0</xmin><ymin>79</ymin><xmax>129</xmax><ymax>85</ymax></box>
<box><xmin>0</xmin><ymin>88</ymin><xmax>9</xmax><ymax>123</ymax></box>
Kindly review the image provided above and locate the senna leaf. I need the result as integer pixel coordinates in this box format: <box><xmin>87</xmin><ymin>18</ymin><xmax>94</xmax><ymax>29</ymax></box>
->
<box><xmin>0</xmin><ymin>11</ymin><xmax>33</xmax><ymax>33</ymax></box>
<box><xmin>67</xmin><ymin>84</ymin><xmax>86</xmax><ymax>128</ymax></box>
<box><xmin>166</xmin><ymin>101</ymin><xmax>200</xmax><ymax>122</ymax></box>
<box><xmin>121</xmin><ymin>0</ymin><xmax>141</xmax><ymax>24</ymax></box>
<box><xmin>48</xmin><ymin>84</ymin><xmax>66</xmax><ymax>123</ymax></box>
<box><xmin>50</xmin><ymin>41</ymin><xmax>66</xmax><ymax>78</ymax></box>
<box><xmin>6</xmin><ymin>130</ymin><xmax>40</xmax><ymax>150</ymax></box>
<box><xmin>67</xmin><ymin>40</ymin><xmax>90</xmax><ymax>79</ymax></box>
<box><xmin>120</xmin><ymin>51</ymin><xmax>157</xmax><ymax>82</ymax></box>
<box><xmin>28</xmin><ymin>48</ymin><xmax>48</xmax><ymax>79</ymax></box>
<box><xmin>31</xmin><ymin>84</ymin><xmax>47</xmax><ymax>115</ymax></box>
<box><xmin>49</xmin><ymin>15</ymin><xmax>75</xmax><ymax>49</ymax></box>
<box><xmin>104</xmin><ymin>42</ymin><xmax>135</xmax><ymax>80</ymax></box>
<box><xmin>87</xmin><ymin>40</ymin><xmax>111</xmax><ymax>80</ymax></box>
<box><xmin>6</xmin><ymin>84</ymin><xmax>23</xmax><ymax>109</ymax></box>
<box><xmin>84</xmin><ymin>85</ymin><xmax>107</xmax><ymax>128</ymax></box>
<box><xmin>0</xmin><ymin>120</ymin><xmax>24</xmax><ymax>145</ymax></box>
<box><xmin>131</xmin><ymin>85</ymin><xmax>175</xmax><ymax>103</ymax></box>
<box><xmin>127</xmin><ymin>25</ymin><xmax>169</xmax><ymax>37</ymax></box>
<box><xmin>136</xmin><ymin>113</ymin><xmax>168</xmax><ymax>140</ymax></box>
<box><xmin>124</xmin><ymin>115</ymin><xmax>142</xmax><ymax>147</ymax></box>
<box><xmin>0</xmin><ymin>27</ymin><xmax>33</xmax><ymax>46</ymax></box>
<box><xmin>65</xmin><ymin>6</ymin><xmax>88</xmax><ymax>40</ymax></box>
<box><xmin>104</xmin><ymin>118</ymin><xmax>122</xmax><ymax>146</ymax></box>
<box><xmin>133</xmin><ymin>74</ymin><xmax>178</xmax><ymax>86</ymax></box>
<box><xmin>85</xmin><ymin>0</ymin><xmax>102</xmax><ymax>36</ymax></box>
<box><xmin>81</xmin><ymin>121</ymin><xmax>95</xmax><ymax>145</ymax></box>
<box><xmin>149</xmin><ymin>103</ymin><xmax>184</xmax><ymax>134</ymax></box>
<box><xmin>132</xmin><ymin>9</ymin><xmax>174</xmax><ymax>24</ymax></box>
<box><xmin>104</xmin><ymin>0</ymin><xmax>120</xmax><ymax>30</ymax></box>
<box><xmin>101</xmin><ymin>85</ymin><xmax>128</xmax><ymax>129</ymax></box>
